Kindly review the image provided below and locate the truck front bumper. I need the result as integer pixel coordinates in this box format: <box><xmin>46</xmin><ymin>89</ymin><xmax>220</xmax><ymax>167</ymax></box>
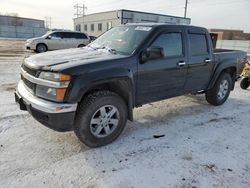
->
<box><xmin>15</xmin><ymin>81</ymin><xmax>77</xmax><ymax>132</ymax></box>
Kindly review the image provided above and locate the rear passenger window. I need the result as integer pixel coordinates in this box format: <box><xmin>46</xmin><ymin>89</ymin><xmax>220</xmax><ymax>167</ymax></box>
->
<box><xmin>189</xmin><ymin>33</ymin><xmax>208</xmax><ymax>55</ymax></box>
<box><xmin>76</xmin><ymin>33</ymin><xmax>87</xmax><ymax>39</ymax></box>
<box><xmin>61</xmin><ymin>32</ymin><xmax>75</xmax><ymax>39</ymax></box>
<box><xmin>151</xmin><ymin>33</ymin><xmax>183</xmax><ymax>57</ymax></box>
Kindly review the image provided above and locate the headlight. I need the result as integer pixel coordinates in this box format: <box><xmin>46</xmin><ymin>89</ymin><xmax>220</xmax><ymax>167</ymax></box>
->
<box><xmin>36</xmin><ymin>85</ymin><xmax>67</xmax><ymax>102</ymax></box>
<box><xmin>36</xmin><ymin>72</ymin><xmax>71</xmax><ymax>102</ymax></box>
<box><xmin>39</xmin><ymin>72</ymin><xmax>71</xmax><ymax>82</ymax></box>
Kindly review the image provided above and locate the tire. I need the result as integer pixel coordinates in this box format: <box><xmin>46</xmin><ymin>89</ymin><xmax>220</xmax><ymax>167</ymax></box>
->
<box><xmin>240</xmin><ymin>77</ymin><xmax>250</xmax><ymax>90</ymax></box>
<box><xmin>78</xmin><ymin>44</ymin><xmax>85</xmax><ymax>48</ymax></box>
<box><xmin>36</xmin><ymin>44</ymin><xmax>47</xmax><ymax>53</ymax></box>
<box><xmin>205</xmin><ymin>72</ymin><xmax>232</xmax><ymax>106</ymax></box>
<box><xmin>74</xmin><ymin>90</ymin><xmax>128</xmax><ymax>147</ymax></box>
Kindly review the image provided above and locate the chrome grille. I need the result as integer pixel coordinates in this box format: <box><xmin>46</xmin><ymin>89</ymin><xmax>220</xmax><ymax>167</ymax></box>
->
<box><xmin>22</xmin><ymin>64</ymin><xmax>38</xmax><ymax>77</ymax></box>
<box><xmin>21</xmin><ymin>75</ymin><xmax>35</xmax><ymax>93</ymax></box>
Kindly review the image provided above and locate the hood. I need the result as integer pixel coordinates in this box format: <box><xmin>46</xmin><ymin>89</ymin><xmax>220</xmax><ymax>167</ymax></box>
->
<box><xmin>26</xmin><ymin>37</ymin><xmax>43</xmax><ymax>42</ymax></box>
<box><xmin>24</xmin><ymin>47</ymin><xmax>127</xmax><ymax>71</ymax></box>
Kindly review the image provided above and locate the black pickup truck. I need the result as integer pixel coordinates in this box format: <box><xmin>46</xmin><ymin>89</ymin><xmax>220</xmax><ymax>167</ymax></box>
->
<box><xmin>15</xmin><ymin>24</ymin><xmax>246</xmax><ymax>147</ymax></box>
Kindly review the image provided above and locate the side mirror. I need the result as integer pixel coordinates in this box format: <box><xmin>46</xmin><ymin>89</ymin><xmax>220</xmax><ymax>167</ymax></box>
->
<box><xmin>141</xmin><ymin>47</ymin><xmax>165</xmax><ymax>63</ymax></box>
<box><xmin>46</xmin><ymin>35</ymin><xmax>52</xmax><ymax>39</ymax></box>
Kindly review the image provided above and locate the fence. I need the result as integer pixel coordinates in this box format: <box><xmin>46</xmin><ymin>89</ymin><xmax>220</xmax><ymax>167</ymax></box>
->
<box><xmin>216</xmin><ymin>40</ymin><xmax>250</xmax><ymax>54</ymax></box>
<box><xmin>0</xmin><ymin>25</ymin><xmax>47</xmax><ymax>39</ymax></box>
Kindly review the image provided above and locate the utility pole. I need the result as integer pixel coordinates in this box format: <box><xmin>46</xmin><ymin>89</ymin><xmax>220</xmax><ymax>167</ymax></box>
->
<box><xmin>74</xmin><ymin>3</ymin><xmax>87</xmax><ymax>18</ymax></box>
<box><xmin>44</xmin><ymin>16</ymin><xmax>52</xmax><ymax>29</ymax></box>
<box><xmin>184</xmin><ymin>0</ymin><xmax>188</xmax><ymax>18</ymax></box>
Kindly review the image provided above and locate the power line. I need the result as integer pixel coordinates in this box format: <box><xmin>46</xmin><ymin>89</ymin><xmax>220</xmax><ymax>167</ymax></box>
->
<box><xmin>44</xmin><ymin>16</ymin><xmax>51</xmax><ymax>29</ymax></box>
<box><xmin>74</xmin><ymin>3</ymin><xmax>87</xmax><ymax>18</ymax></box>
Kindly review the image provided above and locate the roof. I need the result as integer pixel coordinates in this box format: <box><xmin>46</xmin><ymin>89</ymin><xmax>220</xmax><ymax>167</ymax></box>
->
<box><xmin>73</xmin><ymin>9</ymin><xmax>190</xmax><ymax>21</ymax></box>
<box><xmin>119</xmin><ymin>9</ymin><xmax>191</xmax><ymax>21</ymax></box>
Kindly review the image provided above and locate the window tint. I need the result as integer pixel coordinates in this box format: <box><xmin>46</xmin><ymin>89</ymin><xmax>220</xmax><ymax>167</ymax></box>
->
<box><xmin>189</xmin><ymin>33</ymin><xmax>208</xmax><ymax>55</ymax></box>
<box><xmin>75</xmin><ymin>33</ymin><xmax>88</xmax><ymax>39</ymax></box>
<box><xmin>61</xmin><ymin>32</ymin><xmax>88</xmax><ymax>39</ymax></box>
<box><xmin>91</xmin><ymin>24</ymin><xmax>94</xmax><ymax>31</ymax></box>
<box><xmin>49</xmin><ymin>32</ymin><xmax>62</xmax><ymax>39</ymax></box>
<box><xmin>98</xmin><ymin>23</ymin><xmax>102</xmax><ymax>31</ymax></box>
<box><xmin>151</xmin><ymin>33</ymin><xmax>183</xmax><ymax>57</ymax></box>
<box><xmin>61</xmin><ymin>32</ymin><xmax>76</xmax><ymax>39</ymax></box>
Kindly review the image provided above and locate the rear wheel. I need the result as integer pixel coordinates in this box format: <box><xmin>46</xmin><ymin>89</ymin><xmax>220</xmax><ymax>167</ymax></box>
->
<box><xmin>36</xmin><ymin>44</ymin><xmax>47</xmax><ymax>53</ymax></box>
<box><xmin>206</xmin><ymin>73</ymin><xmax>232</xmax><ymax>106</ymax></box>
<box><xmin>74</xmin><ymin>91</ymin><xmax>128</xmax><ymax>147</ymax></box>
<box><xmin>78</xmin><ymin>44</ymin><xmax>85</xmax><ymax>48</ymax></box>
<box><xmin>240</xmin><ymin>77</ymin><xmax>250</xmax><ymax>89</ymax></box>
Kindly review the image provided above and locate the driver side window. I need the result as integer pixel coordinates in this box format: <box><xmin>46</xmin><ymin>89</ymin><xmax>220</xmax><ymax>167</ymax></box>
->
<box><xmin>151</xmin><ymin>33</ymin><xmax>183</xmax><ymax>57</ymax></box>
<box><xmin>49</xmin><ymin>32</ymin><xmax>62</xmax><ymax>39</ymax></box>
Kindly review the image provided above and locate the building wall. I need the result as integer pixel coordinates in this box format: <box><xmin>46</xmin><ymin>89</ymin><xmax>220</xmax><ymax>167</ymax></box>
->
<box><xmin>74</xmin><ymin>11</ymin><xmax>120</xmax><ymax>37</ymax></box>
<box><xmin>209</xmin><ymin>28</ymin><xmax>250</xmax><ymax>40</ymax></box>
<box><xmin>74</xmin><ymin>9</ymin><xmax>191</xmax><ymax>37</ymax></box>
<box><xmin>0</xmin><ymin>15</ymin><xmax>47</xmax><ymax>39</ymax></box>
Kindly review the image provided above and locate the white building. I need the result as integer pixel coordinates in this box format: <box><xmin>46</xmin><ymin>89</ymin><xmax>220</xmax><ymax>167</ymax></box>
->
<box><xmin>73</xmin><ymin>9</ymin><xmax>191</xmax><ymax>37</ymax></box>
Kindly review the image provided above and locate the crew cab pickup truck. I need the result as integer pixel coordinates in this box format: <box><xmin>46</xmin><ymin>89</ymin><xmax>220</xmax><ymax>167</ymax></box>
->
<box><xmin>15</xmin><ymin>24</ymin><xmax>247</xmax><ymax>147</ymax></box>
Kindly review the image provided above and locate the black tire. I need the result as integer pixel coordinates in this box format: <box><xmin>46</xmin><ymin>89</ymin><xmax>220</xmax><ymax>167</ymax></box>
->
<box><xmin>36</xmin><ymin>44</ymin><xmax>47</xmax><ymax>53</ymax></box>
<box><xmin>240</xmin><ymin>77</ymin><xmax>250</xmax><ymax>90</ymax></box>
<box><xmin>74</xmin><ymin>90</ymin><xmax>128</xmax><ymax>147</ymax></box>
<box><xmin>78</xmin><ymin>44</ymin><xmax>85</xmax><ymax>48</ymax></box>
<box><xmin>205</xmin><ymin>72</ymin><xmax>232</xmax><ymax>106</ymax></box>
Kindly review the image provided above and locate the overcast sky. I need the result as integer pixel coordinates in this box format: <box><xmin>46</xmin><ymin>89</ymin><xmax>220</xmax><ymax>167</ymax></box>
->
<box><xmin>1</xmin><ymin>0</ymin><xmax>250</xmax><ymax>32</ymax></box>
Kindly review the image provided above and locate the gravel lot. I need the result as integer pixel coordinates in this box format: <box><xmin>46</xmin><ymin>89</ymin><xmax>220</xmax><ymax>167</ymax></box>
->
<box><xmin>0</xmin><ymin>39</ymin><xmax>250</xmax><ymax>188</ymax></box>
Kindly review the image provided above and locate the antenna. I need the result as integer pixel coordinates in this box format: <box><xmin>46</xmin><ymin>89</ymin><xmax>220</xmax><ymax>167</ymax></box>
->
<box><xmin>74</xmin><ymin>3</ymin><xmax>87</xmax><ymax>18</ymax></box>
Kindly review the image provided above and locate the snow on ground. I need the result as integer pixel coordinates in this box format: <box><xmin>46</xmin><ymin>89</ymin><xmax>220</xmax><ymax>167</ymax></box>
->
<box><xmin>0</xmin><ymin>40</ymin><xmax>250</xmax><ymax>188</ymax></box>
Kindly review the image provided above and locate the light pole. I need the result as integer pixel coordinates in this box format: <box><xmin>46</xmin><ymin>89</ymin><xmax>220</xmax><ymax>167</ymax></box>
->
<box><xmin>184</xmin><ymin>0</ymin><xmax>188</xmax><ymax>18</ymax></box>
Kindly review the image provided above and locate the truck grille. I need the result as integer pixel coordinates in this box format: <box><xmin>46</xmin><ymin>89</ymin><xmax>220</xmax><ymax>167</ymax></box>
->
<box><xmin>22</xmin><ymin>64</ymin><xmax>38</xmax><ymax>77</ymax></box>
<box><xmin>21</xmin><ymin>75</ymin><xmax>36</xmax><ymax>93</ymax></box>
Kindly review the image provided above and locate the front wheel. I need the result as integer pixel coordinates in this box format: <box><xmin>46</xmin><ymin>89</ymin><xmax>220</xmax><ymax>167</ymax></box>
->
<box><xmin>74</xmin><ymin>91</ymin><xmax>128</xmax><ymax>147</ymax></box>
<box><xmin>206</xmin><ymin>73</ymin><xmax>232</xmax><ymax>106</ymax></box>
<box><xmin>240</xmin><ymin>77</ymin><xmax>250</xmax><ymax>90</ymax></box>
<box><xmin>36</xmin><ymin>44</ymin><xmax>47</xmax><ymax>53</ymax></box>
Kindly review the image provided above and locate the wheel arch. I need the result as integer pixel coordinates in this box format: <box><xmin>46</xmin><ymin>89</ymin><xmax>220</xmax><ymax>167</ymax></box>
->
<box><xmin>208</xmin><ymin>66</ymin><xmax>237</xmax><ymax>91</ymax></box>
<box><xmin>36</xmin><ymin>43</ymin><xmax>48</xmax><ymax>51</ymax></box>
<box><xmin>78</xmin><ymin>78</ymin><xmax>134</xmax><ymax>121</ymax></box>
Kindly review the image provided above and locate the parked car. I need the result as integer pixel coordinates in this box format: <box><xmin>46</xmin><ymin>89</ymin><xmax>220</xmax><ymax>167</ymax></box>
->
<box><xmin>16</xmin><ymin>24</ymin><xmax>247</xmax><ymax>147</ymax></box>
<box><xmin>25</xmin><ymin>30</ymin><xmax>90</xmax><ymax>53</ymax></box>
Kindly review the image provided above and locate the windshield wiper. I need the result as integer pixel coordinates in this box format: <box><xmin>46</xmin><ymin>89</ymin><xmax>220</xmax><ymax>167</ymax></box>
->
<box><xmin>87</xmin><ymin>45</ymin><xmax>117</xmax><ymax>54</ymax></box>
<box><xmin>97</xmin><ymin>46</ymin><xmax>117</xmax><ymax>54</ymax></box>
<box><xmin>87</xmin><ymin>45</ymin><xmax>97</xmax><ymax>50</ymax></box>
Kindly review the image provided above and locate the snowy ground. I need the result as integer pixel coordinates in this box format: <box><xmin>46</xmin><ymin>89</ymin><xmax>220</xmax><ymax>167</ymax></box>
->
<box><xmin>0</xmin><ymin>40</ymin><xmax>250</xmax><ymax>188</ymax></box>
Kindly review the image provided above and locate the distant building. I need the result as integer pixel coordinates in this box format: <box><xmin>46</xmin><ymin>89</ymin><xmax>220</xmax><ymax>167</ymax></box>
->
<box><xmin>74</xmin><ymin>9</ymin><xmax>191</xmax><ymax>37</ymax></box>
<box><xmin>0</xmin><ymin>15</ymin><xmax>48</xmax><ymax>39</ymax></box>
<box><xmin>209</xmin><ymin>28</ymin><xmax>250</xmax><ymax>40</ymax></box>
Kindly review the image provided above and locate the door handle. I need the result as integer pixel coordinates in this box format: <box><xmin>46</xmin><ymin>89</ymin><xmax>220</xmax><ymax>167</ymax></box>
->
<box><xmin>177</xmin><ymin>61</ymin><xmax>186</xmax><ymax>67</ymax></box>
<box><xmin>204</xmin><ymin>59</ymin><xmax>212</xmax><ymax>63</ymax></box>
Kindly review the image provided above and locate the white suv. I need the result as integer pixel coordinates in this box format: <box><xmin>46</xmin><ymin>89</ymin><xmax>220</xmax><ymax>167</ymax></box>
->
<box><xmin>26</xmin><ymin>30</ymin><xmax>90</xmax><ymax>53</ymax></box>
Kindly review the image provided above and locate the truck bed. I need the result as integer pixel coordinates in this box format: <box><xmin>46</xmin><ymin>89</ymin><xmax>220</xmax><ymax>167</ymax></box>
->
<box><xmin>213</xmin><ymin>49</ymin><xmax>247</xmax><ymax>77</ymax></box>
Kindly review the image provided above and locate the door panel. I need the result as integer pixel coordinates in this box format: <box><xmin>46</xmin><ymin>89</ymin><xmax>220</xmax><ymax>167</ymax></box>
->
<box><xmin>136</xmin><ymin>31</ymin><xmax>188</xmax><ymax>105</ymax></box>
<box><xmin>184</xmin><ymin>33</ymin><xmax>214</xmax><ymax>92</ymax></box>
<box><xmin>46</xmin><ymin>32</ymin><xmax>65</xmax><ymax>50</ymax></box>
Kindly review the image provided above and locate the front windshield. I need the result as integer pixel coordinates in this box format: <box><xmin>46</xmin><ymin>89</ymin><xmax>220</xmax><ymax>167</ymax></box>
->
<box><xmin>89</xmin><ymin>25</ymin><xmax>152</xmax><ymax>55</ymax></box>
<box><xmin>41</xmin><ymin>31</ymin><xmax>52</xmax><ymax>38</ymax></box>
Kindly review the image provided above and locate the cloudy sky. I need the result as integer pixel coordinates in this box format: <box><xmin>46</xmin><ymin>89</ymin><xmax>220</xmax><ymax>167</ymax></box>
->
<box><xmin>1</xmin><ymin>0</ymin><xmax>250</xmax><ymax>32</ymax></box>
